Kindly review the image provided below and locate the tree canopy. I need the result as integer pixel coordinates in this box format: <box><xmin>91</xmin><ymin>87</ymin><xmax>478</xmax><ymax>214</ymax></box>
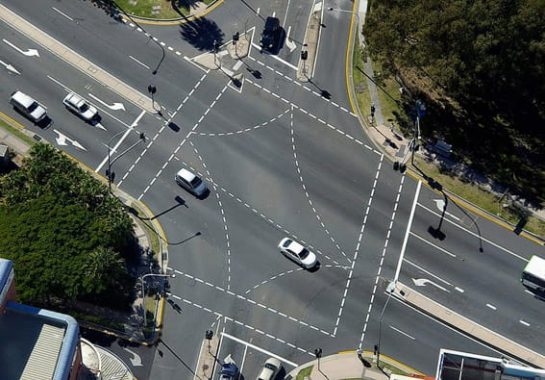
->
<box><xmin>0</xmin><ymin>144</ymin><xmax>135</xmax><ymax>308</ymax></box>
<box><xmin>365</xmin><ymin>0</ymin><xmax>545</xmax><ymax>204</ymax></box>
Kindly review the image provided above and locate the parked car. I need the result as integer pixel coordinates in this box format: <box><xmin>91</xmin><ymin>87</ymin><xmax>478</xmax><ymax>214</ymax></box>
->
<box><xmin>175</xmin><ymin>168</ymin><xmax>208</xmax><ymax>198</ymax></box>
<box><xmin>10</xmin><ymin>90</ymin><xmax>47</xmax><ymax>123</ymax></box>
<box><xmin>219</xmin><ymin>362</ymin><xmax>239</xmax><ymax>380</ymax></box>
<box><xmin>278</xmin><ymin>238</ymin><xmax>317</xmax><ymax>269</ymax></box>
<box><xmin>260</xmin><ymin>17</ymin><xmax>284</xmax><ymax>54</ymax></box>
<box><xmin>63</xmin><ymin>92</ymin><xmax>98</xmax><ymax>122</ymax></box>
<box><xmin>257</xmin><ymin>357</ymin><xmax>282</xmax><ymax>380</ymax></box>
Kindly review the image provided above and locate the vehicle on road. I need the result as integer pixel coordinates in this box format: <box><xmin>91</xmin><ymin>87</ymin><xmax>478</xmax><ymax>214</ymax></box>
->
<box><xmin>260</xmin><ymin>17</ymin><xmax>284</xmax><ymax>54</ymax></box>
<box><xmin>219</xmin><ymin>362</ymin><xmax>239</xmax><ymax>380</ymax></box>
<box><xmin>63</xmin><ymin>92</ymin><xmax>98</xmax><ymax>122</ymax></box>
<box><xmin>257</xmin><ymin>357</ymin><xmax>282</xmax><ymax>380</ymax></box>
<box><xmin>278</xmin><ymin>237</ymin><xmax>317</xmax><ymax>269</ymax></box>
<box><xmin>10</xmin><ymin>90</ymin><xmax>47</xmax><ymax>123</ymax></box>
<box><xmin>521</xmin><ymin>255</ymin><xmax>545</xmax><ymax>292</ymax></box>
<box><xmin>175</xmin><ymin>168</ymin><xmax>208</xmax><ymax>198</ymax></box>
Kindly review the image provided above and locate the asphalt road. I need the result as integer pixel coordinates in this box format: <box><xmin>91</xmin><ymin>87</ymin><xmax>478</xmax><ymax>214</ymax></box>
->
<box><xmin>1</xmin><ymin>0</ymin><xmax>544</xmax><ymax>379</ymax></box>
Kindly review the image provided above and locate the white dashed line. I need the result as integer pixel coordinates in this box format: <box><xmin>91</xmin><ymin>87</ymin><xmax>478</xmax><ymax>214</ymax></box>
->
<box><xmin>486</xmin><ymin>303</ymin><xmax>497</xmax><ymax>310</ymax></box>
<box><xmin>520</xmin><ymin>320</ymin><xmax>530</xmax><ymax>327</ymax></box>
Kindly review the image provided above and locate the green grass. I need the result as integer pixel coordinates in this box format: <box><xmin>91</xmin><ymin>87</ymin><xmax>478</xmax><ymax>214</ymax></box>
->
<box><xmin>116</xmin><ymin>0</ymin><xmax>215</xmax><ymax>19</ymax></box>
<box><xmin>296</xmin><ymin>366</ymin><xmax>313</xmax><ymax>380</ymax></box>
<box><xmin>378</xmin><ymin>360</ymin><xmax>410</xmax><ymax>376</ymax></box>
<box><xmin>373</xmin><ymin>68</ymin><xmax>403</xmax><ymax>127</ymax></box>
<box><xmin>129</xmin><ymin>204</ymin><xmax>161</xmax><ymax>259</ymax></box>
<box><xmin>0</xmin><ymin>119</ymin><xmax>37</xmax><ymax>147</ymax></box>
<box><xmin>352</xmin><ymin>44</ymin><xmax>372</xmax><ymax>123</ymax></box>
<box><xmin>415</xmin><ymin>157</ymin><xmax>545</xmax><ymax>237</ymax></box>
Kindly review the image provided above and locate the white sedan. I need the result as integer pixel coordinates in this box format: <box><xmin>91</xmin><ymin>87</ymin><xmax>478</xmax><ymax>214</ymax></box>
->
<box><xmin>63</xmin><ymin>92</ymin><xmax>98</xmax><ymax>122</ymax></box>
<box><xmin>257</xmin><ymin>357</ymin><xmax>282</xmax><ymax>380</ymax></box>
<box><xmin>278</xmin><ymin>238</ymin><xmax>317</xmax><ymax>269</ymax></box>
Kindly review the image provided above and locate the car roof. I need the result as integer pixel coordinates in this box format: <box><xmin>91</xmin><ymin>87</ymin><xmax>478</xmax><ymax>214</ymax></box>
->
<box><xmin>264</xmin><ymin>17</ymin><xmax>280</xmax><ymax>29</ymax></box>
<box><xmin>11</xmin><ymin>91</ymin><xmax>36</xmax><ymax>108</ymax></box>
<box><xmin>66</xmin><ymin>92</ymin><xmax>85</xmax><ymax>106</ymax></box>
<box><xmin>177</xmin><ymin>168</ymin><xmax>196</xmax><ymax>182</ymax></box>
<box><xmin>287</xmin><ymin>240</ymin><xmax>305</xmax><ymax>253</ymax></box>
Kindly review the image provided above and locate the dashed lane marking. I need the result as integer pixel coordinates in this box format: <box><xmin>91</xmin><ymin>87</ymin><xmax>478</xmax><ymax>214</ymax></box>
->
<box><xmin>169</xmin><ymin>274</ymin><xmax>333</xmax><ymax>337</ymax></box>
<box><xmin>333</xmin><ymin>154</ymin><xmax>384</xmax><ymax>337</ymax></box>
<box><xmin>246</xmin><ymin>78</ymin><xmax>380</xmax><ymax>155</ymax></box>
<box><xmin>136</xmin><ymin>83</ymin><xmax>229</xmax><ymax>200</ymax></box>
<box><xmin>359</xmin><ymin>174</ymin><xmax>406</xmax><ymax>348</ymax></box>
<box><xmin>290</xmin><ymin>106</ymin><xmax>351</xmax><ymax>264</ymax></box>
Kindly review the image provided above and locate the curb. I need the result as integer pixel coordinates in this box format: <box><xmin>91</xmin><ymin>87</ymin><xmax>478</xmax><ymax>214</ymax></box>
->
<box><xmin>120</xmin><ymin>0</ymin><xmax>224</xmax><ymax>26</ymax></box>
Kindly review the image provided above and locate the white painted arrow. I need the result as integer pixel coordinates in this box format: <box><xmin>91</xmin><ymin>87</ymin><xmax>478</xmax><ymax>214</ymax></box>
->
<box><xmin>0</xmin><ymin>58</ymin><xmax>20</xmax><ymax>75</ymax></box>
<box><xmin>285</xmin><ymin>26</ymin><xmax>296</xmax><ymax>52</ymax></box>
<box><xmin>94</xmin><ymin>122</ymin><xmax>107</xmax><ymax>131</ymax></box>
<box><xmin>122</xmin><ymin>347</ymin><xmax>143</xmax><ymax>367</ymax></box>
<box><xmin>433</xmin><ymin>199</ymin><xmax>460</xmax><ymax>221</ymax></box>
<box><xmin>3</xmin><ymin>39</ymin><xmax>40</xmax><ymax>57</ymax></box>
<box><xmin>88</xmin><ymin>93</ymin><xmax>126</xmax><ymax>111</ymax></box>
<box><xmin>412</xmin><ymin>278</ymin><xmax>448</xmax><ymax>292</ymax></box>
<box><xmin>53</xmin><ymin>129</ymin><xmax>87</xmax><ymax>151</ymax></box>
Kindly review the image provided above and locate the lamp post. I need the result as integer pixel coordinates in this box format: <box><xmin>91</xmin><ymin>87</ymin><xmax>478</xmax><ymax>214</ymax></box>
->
<box><xmin>140</xmin><ymin>273</ymin><xmax>175</xmax><ymax>328</ymax></box>
<box><xmin>376</xmin><ymin>283</ymin><xmax>394</xmax><ymax>370</ymax></box>
<box><xmin>314</xmin><ymin>348</ymin><xmax>328</xmax><ymax>379</ymax></box>
<box><xmin>106</xmin><ymin>131</ymin><xmax>146</xmax><ymax>192</ymax></box>
<box><xmin>411</xmin><ymin>100</ymin><xmax>425</xmax><ymax>165</ymax></box>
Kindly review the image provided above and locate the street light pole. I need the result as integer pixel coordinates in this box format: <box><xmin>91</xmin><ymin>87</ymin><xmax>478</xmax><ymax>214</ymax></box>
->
<box><xmin>106</xmin><ymin>131</ymin><xmax>146</xmax><ymax>192</ymax></box>
<box><xmin>140</xmin><ymin>273</ymin><xmax>175</xmax><ymax>328</ymax></box>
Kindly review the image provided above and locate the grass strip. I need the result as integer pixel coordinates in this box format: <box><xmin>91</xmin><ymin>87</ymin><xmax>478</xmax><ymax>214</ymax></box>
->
<box><xmin>296</xmin><ymin>366</ymin><xmax>313</xmax><ymax>380</ymax></box>
<box><xmin>0</xmin><ymin>119</ymin><xmax>37</xmax><ymax>147</ymax></box>
<box><xmin>116</xmin><ymin>0</ymin><xmax>215</xmax><ymax>19</ymax></box>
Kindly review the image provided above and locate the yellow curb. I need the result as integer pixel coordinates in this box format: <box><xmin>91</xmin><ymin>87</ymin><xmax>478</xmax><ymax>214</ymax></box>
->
<box><xmin>123</xmin><ymin>0</ymin><xmax>224</xmax><ymax>26</ymax></box>
<box><xmin>344</xmin><ymin>0</ymin><xmax>358</xmax><ymax>114</ymax></box>
<box><xmin>0</xmin><ymin>112</ymin><xmax>27</xmax><ymax>131</ymax></box>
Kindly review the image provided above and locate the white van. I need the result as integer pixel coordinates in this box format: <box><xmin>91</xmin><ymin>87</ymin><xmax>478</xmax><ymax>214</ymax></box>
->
<box><xmin>10</xmin><ymin>91</ymin><xmax>47</xmax><ymax>123</ymax></box>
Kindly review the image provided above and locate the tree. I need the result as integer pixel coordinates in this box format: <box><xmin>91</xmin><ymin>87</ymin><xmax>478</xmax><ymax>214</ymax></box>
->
<box><xmin>365</xmin><ymin>0</ymin><xmax>545</xmax><ymax>204</ymax></box>
<box><xmin>0</xmin><ymin>144</ymin><xmax>135</xmax><ymax>308</ymax></box>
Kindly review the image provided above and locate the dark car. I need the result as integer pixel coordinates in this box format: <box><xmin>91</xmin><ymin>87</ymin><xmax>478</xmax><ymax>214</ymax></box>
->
<box><xmin>219</xmin><ymin>363</ymin><xmax>239</xmax><ymax>380</ymax></box>
<box><xmin>260</xmin><ymin>17</ymin><xmax>284</xmax><ymax>54</ymax></box>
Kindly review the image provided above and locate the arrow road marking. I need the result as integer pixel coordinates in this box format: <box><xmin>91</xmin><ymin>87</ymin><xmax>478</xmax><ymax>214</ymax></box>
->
<box><xmin>122</xmin><ymin>347</ymin><xmax>143</xmax><ymax>367</ymax></box>
<box><xmin>412</xmin><ymin>278</ymin><xmax>449</xmax><ymax>292</ymax></box>
<box><xmin>285</xmin><ymin>26</ymin><xmax>297</xmax><ymax>52</ymax></box>
<box><xmin>94</xmin><ymin>122</ymin><xmax>107</xmax><ymax>131</ymax></box>
<box><xmin>3</xmin><ymin>39</ymin><xmax>40</xmax><ymax>57</ymax></box>
<box><xmin>0</xmin><ymin>58</ymin><xmax>20</xmax><ymax>75</ymax></box>
<box><xmin>88</xmin><ymin>93</ymin><xmax>126</xmax><ymax>111</ymax></box>
<box><xmin>53</xmin><ymin>129</ymin><xmax>87</xmax><ymax>151</ymax></box>
<box><xmin>433</xmin><ymin>199</ymin><xmax>460</xmax><ymax>221</ymax></box>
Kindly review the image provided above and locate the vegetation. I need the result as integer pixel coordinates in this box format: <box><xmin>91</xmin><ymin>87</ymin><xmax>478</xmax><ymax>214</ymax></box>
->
<box><xmin>365</xmin><ymin>0</ymin><xmax>545</xmax><ymax>206</ymax></box>
<box><xmin>295</xmin><ymin>366</ymin><xmax>313</xmax><ymax>380</ymax></box>
<box><xmin>114</xmin><ymin>0</ymin><xmax>216</xmax><ymax>19</ymax></box>
<box><xmin>0</xmin><ymin>144</ymin><xmax>136</xmax><ymax>309</ymax></box>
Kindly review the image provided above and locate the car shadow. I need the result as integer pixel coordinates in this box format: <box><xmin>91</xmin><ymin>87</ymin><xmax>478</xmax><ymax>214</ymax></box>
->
<box><xmin>308</xmin><ymin>261</ymin><xmax>321</xmax><ymax>273</ymax></box>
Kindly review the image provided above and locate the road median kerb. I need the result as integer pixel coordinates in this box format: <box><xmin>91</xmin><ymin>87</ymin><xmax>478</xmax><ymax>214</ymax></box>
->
<box><xmin>392</xmin><ymin>282</ymin><xmax>545</xmax><ymax>368</ymax></box>
<box><xmin>119</xmin><ymin>0</ymin><xmax>224</xmax><ymax>26</ymax></box>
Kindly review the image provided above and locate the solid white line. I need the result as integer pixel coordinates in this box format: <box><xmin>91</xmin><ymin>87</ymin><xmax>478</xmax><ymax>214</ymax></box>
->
<box><xmin>410</xmin><ymin>232</ymin><xmax>457</xmax><ymax>258</ymax></box>
<box><xmin>389</xmin><ymin>325</ymin><xmax>415</xmax><ymax>340</ymax></box>
<box><xmin>404</xmin><ymin>258</ymin><xmax>452</xmax><ymax>286</ymax></box>
<box><xmin>129</xmin><ymin>55</ymin><xmax>150</xmax><ymax>70</ymax></box>
<box><xmin>455</xmin><ymin>287</ymin><xmax>465</xmax><ymax>293</ymax></box>
<box><xmin>486</xmin><ymin>303</ymin><xmax>497</xmax><ymax>311</ymax></box>
<box><xmin>192</xmin><ymin>339</ymin><xmax>206</xmax><ymax>380</ymax></box>
<box><xmin>282</xmin><ymin>0</ymin><xmax>291</xmax><ymax>28</ymax></box>
<box><xmin>311</xmin><ymin>1</ymin><xmax>325</xmax><ymax>76</ymax></box>
<box><xmin>239</xmin><ymin>344</ymin><xmax>249</xmax><ymax>374</ymax></box>
<box><xmin>520</xmin><ymin>320</ymin><xmax>530</xmax><ymax>327</ymax></box>
<box><xmin>221</xmin><ymin>332</ymin><xmax>298</xmax><ymax>367</ymax></box>
<box><xmin>52</xmin><ymin>7</ymin><xmax>74</xmax><ymax>21</ymax></box>
<box><xmin>251</xmin><ymin>42</ymin><xmax>298</xmax><ymax>70</ymax></box>
<box><xmin>95</xmin><ymin>109</ymin><xmax>146</xmax><ymax>172</ymax></box>
<box><xmin>394</xmin><ymin>180</ymin><xmax>422</xmax><ymax>283</ymax></box>
<box><xmin>417</xmin><ymin>202</ymin><xmax>527</xmax><ymax>262</ymax></box>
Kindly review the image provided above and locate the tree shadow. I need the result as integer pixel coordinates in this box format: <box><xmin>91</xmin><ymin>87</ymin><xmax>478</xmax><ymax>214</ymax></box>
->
<box><xmin>179</xmin><ymin>17</ymin><xmax>224</xmax><ymax>51</ymax></box>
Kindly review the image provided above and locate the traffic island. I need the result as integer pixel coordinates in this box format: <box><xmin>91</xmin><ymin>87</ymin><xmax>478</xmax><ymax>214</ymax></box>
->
<box><xmin>297</xmin><ymin>1</ymin><xmax>323</xmax><ymax>82</ymax></box>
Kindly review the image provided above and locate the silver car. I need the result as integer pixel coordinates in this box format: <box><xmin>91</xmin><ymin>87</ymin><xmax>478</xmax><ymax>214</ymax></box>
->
<box><xmin>175</xmin><ymin>168</ymin><xmax>208</xmax><ymax>198</ymax></box>
<box><xmin>257</xmin><ymin>357</ymin><xmax>282</xmax><ymax>380</ymax></box>
<box><xmin>63</xmin><ymin>92</ymin><xmax>98</xmax><ymax>122</ymax></box>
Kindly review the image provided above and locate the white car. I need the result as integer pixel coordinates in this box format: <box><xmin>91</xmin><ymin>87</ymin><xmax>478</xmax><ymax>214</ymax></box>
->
<box><xmin>10</xmin><ymin>91</ymin><xmax>47</xmax><ymax>123</ymax></box>
<box><xmin>175</xmin><ymin>168</ymin><xmax>208</xmax><ymax>198</ymax></box>
<box><xmin>63</xmin><ymin>92</ymin><xmax>98</xmax><ymax>121</ymax></box>
<box><xmin>257</xmin><ymin>357</ymin><xmax>282</xmax><ymax>380</ymax></box>
<box><xmin>278</xmin><ymin>238</ymin><xmax>317</xmax><ymax>269</ymax></box>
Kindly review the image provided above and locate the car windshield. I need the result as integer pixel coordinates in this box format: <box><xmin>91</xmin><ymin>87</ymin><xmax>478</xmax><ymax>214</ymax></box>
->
<box><xmin>299</xmin><ymin>248</ymin><xmax>309</xmax><ymax>259</ymax></box>
<box><xmin>79</xmin><ymin>103</ymin><xmax>89</xmax><ymax>112</ymax></box>
<box><xmin>264</xmin><ymin>363</ymin><xmax>277</xmax><ymax>370</ymax></box>
<box><xmin>28</xmin><ymin>102</ymin><xmax>38</xmax><ymax>112</ymax></box>
<box><xmin>190</xmin><ymin>177</ymin><xmax>202</xmax><ymax>187</ymax></box>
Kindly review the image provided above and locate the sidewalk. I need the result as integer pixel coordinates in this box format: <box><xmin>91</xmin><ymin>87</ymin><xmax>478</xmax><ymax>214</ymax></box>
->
<box><xmin>287</xmin><ymin>350</ymin><xmax>423</xmax><ymax>380</ymax></box>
